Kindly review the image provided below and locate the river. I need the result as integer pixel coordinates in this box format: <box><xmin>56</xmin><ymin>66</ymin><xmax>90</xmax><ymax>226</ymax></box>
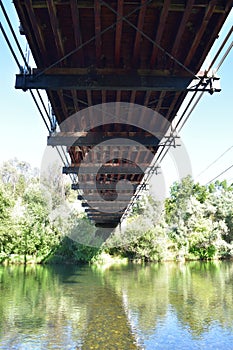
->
<box><xmin>0</xmin><ymin>261</ymin><xmax>233</xmax><ymax>349</ymax></box>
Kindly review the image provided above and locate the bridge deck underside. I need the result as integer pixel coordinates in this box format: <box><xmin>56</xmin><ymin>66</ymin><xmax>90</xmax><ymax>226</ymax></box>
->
<box><xmin>14</xmin><ymin>0</ymin><xmax>232</xmax><ymax>227</ymax></box>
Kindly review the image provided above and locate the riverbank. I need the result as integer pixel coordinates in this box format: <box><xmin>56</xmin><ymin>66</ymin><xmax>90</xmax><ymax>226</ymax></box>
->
<box><xmin>1</xmin><ymin>168</ymin><xmax>233</xmax><ymax>267</ymax></box>
<box><xmin>1</xmin><ymin>250</ymin><xmax>232</xmax><ymax>268</ymax></box>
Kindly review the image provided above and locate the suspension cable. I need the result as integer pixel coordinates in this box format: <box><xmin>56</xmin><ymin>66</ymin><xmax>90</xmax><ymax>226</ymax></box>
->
<box><xmin>177</xmin><ymin>90</ymin><xmax>204</xmax><ymax>133</ymax></box>
<box><xmin>196</xmin><ymin>145</ymin><xmax>233</xmax><ymax>180</ymax></box>
<box><xmin>35</xmin><ymin>89</ymin><xmax>55</xmax><ymax>132</ymax></box>
<box><xmin>0</xmin><ymin>18</ymin><xmax>50</xmax><ymax>133</ymax></box>
<box><xmin>206</xmin><ymin>164</ymin><xmax>233</xmax><ymax>185</ymax></box>
<box><xmin>3</xmin><ymin>1</ymin><xmax>232</xmax><ymax>204</ymax></box>
<box><xmin>0</xmin><ymin>22</ymin><xmax>21</xmax><ymax>69</ymax></box>
<box><xmin>214</xmin><ymin>40</ymin><xmax>233</xmax><ymax>73</ymax></box>
<box><xmin>0</xmin><ymin>3</ymin><xmax>52</xmax><ymax>131</ymax></box>
<box><xmin>206</xmin><ymin>25</ymin><xmax>233</xmax><ymax>74</ymax></box>
<box><xmin>0</xmin><ymin>22</ymin><xmax>51</xmax><ymax>136</ymax></box>
<box><xmin>0</xmin><ymin>6</ymin><xmax>77</xmax><ymax>187</ymax></box>
<box><xmin>29</xmin><ymin>90</ymin><xmax>50</xmax><ymax>132</ymax></box>
<box><xmin>0</xmin><ymin>0</ymin><xmax>30</xmax><ymax>71</ymax></box>
<box><xmin>135</xmin><ymin>24</ymin><xmax>233</xmax><ymax>195</ymax></box>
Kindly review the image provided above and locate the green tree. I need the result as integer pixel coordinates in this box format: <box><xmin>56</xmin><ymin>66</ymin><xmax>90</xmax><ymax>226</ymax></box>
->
<box><xmin>165</xmin><ymin>177</ymin><xmax>233</xmax><ymax>260</ymax></box>
<box><xmin>16</xmin><ymin>183</ymin><xmax>59</xmax><ymax>262</ymax></box>
<box><xmin>0</xmin><ymin>184</ymin><xmax>15</xmax><ymax>258</ymax></box>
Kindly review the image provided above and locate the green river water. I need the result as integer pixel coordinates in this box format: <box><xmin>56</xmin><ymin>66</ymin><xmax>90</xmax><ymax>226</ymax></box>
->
<box><xmin>0</xmin><ymin>261</ymin><xmax>233</xmax><ymax>349</ymax></box>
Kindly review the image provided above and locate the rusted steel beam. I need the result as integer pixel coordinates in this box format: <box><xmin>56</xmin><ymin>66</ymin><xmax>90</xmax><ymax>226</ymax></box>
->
<box><xmin>70</xmin><ymin>0</ymin><xmax>85</xmax><ymax>66</ymax></box>
<box><xmin>57</xmin><ymin>90</ymin><xmax>68</xmax><ymax>117</ymax></box>
<box><xmin>94</xmin><ymin>0</ymin><xmax>102</xmax><ymax>64</ymax></box>
<box><xmin>184</xmin><ymin>1</ymin><xmax>216</xmax><ymax>67</ymax></box>
<box><xmin>16</xmin><ymin>73</ymin><xmax>192</xmax><ymax>91</ymax></box>
<box><xmin>12</xmin><ymin>2</ymin><xmax>39</xmax><ymax>65</ymax></box>
<box><xmin>115</xmin><ymin>0</ymin><xmax>124</xmax><ymax>67</ymax></box>
<box><xmin>130</xmin><ymin>90</ymin><xmax>137</xmax><ymax>103</ymax></box>
<box><xmin>30</xmin><ymin>67</ymin><xmax>181</xmax><ymax>76</ymax></box>
<box><xmin>46</xmin><ymin>0</ymin><xmax>65</xmax><ymax>59</ymax></box>
<box><xmin>154</xmin><ymin>91</ymin><xmax>166</xmax><ymax>114</ymax></box>
<box><xmin>143</xmin><ymin>91</ymin><xmax>151</xmax><ymax>106</ymax></box>
<box><xmin>150</xmin><ymin>0</ymin><xmax>171</xmax><ymax>68</ymax></box>
<box><xmin>132</xmin><ymin>0</ymin><xmax>147</xmax><ymax>67</ymax></box>
<box><xmin>101</xmin><ymin>89</ymin><xmax>107</xmax><ymax>103</ymax></box>
<box><xmin>195</xmin><ymin>1</ymin><xmax>233</xmax><ymax>71</ymax></box>
<box><xmin>22</xmin><ymin>0</ymin><xmax>47</xmax><ymax>65</ymax></box>
<box><xmin>86</xmin><ymin>90</ymin><xmax>92</xmax><ymax>107</ymax></box>
<box><xmin>20</xmin><ymin>1</ymin><xmax>95</xmax><ymax>8</ymax></box>
<box><xmin>71</xmin><ymin>89</ymin><xmax>79</xmax><ymax>112</ymax></box>
<box><xmin>116</xmin><ymin>90</ymin><xmax>121</xmax><ymax>102</ymax></box>
<box><xmin>171</xmin><ymin>0</ymin><xmax>195</xmax><ymax>59</ymax></box>
<box><xmin>20</xmin><ymin>1</ymin><xmax>229</xmax><ymax>12</ymax></box>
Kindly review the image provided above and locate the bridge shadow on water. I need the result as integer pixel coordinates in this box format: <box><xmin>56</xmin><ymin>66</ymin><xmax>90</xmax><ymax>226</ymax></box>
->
<box><xmin>0</xmin><ymin>263</ymin><xmax>140</xmax><ymax>349</ymax></box>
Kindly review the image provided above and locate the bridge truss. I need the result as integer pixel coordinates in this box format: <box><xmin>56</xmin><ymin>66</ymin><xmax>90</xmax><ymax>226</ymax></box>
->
<box><xmin>4</xmin><ymin>0</ymin><xmax>233</xmax><ymax>228</ymax></box>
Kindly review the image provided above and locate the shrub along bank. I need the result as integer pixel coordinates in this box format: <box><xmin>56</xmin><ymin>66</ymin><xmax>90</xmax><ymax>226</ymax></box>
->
<box><xmin>0</xmin><ymin>160</ymin><xmax>233</xmax><ymax>264</ymax></box>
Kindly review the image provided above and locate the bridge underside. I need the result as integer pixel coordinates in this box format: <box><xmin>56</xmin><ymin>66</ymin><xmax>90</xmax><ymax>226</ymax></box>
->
<box><xmin>14</xmin><ymin>0</ymin><xmax>232</xmax><ymax>228</ymax></box>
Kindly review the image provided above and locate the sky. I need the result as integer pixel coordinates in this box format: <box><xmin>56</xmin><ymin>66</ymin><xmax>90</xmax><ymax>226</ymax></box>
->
<box><xmin>0</xmin><ymin>2</ymin><xmax>233</xmax><ymax>192</ymax></box>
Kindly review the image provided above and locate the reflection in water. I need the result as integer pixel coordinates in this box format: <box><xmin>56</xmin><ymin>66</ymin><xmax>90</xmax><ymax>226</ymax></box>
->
<box><xmin>101</xmin><ymin>262</ymin><xmax>233</xmax><ymax>349</ymax></box>
<box><xmin>0</xmin><ymin>261</ymin><xmax>233</xmax><ymax>349</ymax></box>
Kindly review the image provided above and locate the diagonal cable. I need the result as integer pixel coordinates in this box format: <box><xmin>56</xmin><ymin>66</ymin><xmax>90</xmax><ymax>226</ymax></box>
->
<box><xmin>214</xmin><ymin>39</ymin><xmax>233</xmax><ymax>73</ymax></box>
<box><xmin>197</xmin><ymin>145</ymin><xmax>233</xmax><ymax>180</ymax></box>
<box><xmin>35</xmin><ymin>0</ymin><xmax>153</xmax><ymax>79</ymax></box>
<box><xmin>206</xmin><ymin>164</ymin><xmax>233</xmax><ymax>185</ymax></box>
<box><xmin>0</xmin><ymin>13</ymin><xmax>74</xmax><ymax>182</ymax></box>
<box><xmin>0</xmin><ymin>1</ymin><xmax>55</xmax><ymax>132</ymax></box>
<box><xmin>0</xmin><ymin>0</ymin><xmax>30</xmax><ymax>71</ymax></box>
<box><xmin>206</xmin><ymin>25</ymin><xmax>233</xmax><ymax>74</ymax></box>
<box><xmin>101</xmin><ymin>0</ymin><xmax>200</xmax><ymax>80</ymax></box>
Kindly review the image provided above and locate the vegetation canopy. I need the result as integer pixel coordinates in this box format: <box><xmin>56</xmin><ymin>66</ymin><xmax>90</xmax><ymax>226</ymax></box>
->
<box><xmin>0</xmin><ymin>160</ymin><xmax>233</xmax><ymax>264</ymax></box>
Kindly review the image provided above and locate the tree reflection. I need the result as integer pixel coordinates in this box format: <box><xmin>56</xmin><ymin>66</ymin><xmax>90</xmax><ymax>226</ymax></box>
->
<box><xmin>168</xmin><ymin>261</ymin><xmax>233</xmax><ymax>337</ymax></box>
<box><xmin>98</xmin><ymin>264</ymin><xmax>169</xmax><ymax>333</ymax></box>
<box><xmin>100</xmin><ymin>261</ymin><xmax>233</xmax><ymax>339</ymax></box>
<box><xmin>0</xmin><ymin>265</ymin><xmax>140</xmax><ymax>349</ymax></box>
<box><xmin>0</xmin><ymin>262</ymin><xmax>233</xmax><ymax>349</ymax></box>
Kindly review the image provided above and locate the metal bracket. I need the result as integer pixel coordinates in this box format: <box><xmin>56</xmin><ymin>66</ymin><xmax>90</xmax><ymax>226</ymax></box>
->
<box><xmin>146</xmin><ymin>164</ymin><xmax>161</xmax><ymax>175</ymax></box>
<box><xmin>159</xmin><ymin>130</ymin><xmax>180</xmax><ymax>148</ymax></box>
<box><xmin>187</xmin><ymin>76</ymin><xmax>221</xmax><ymax>94</ymax></box>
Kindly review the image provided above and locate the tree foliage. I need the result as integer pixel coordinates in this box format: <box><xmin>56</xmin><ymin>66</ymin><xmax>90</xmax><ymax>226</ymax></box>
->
<box><xmin>106</xmin><ymin>176</ymin><xmax>233</xmax><ymax>262</ymax></box>
<box><xmin>0</xmin><ymin>159</ymin><xmax>86</xmax><ymax>264</ymax></box>
<box><xmin>0</xmin><ymin>159</ymin><xmax>233</xmax><ymax>264</ymax></box>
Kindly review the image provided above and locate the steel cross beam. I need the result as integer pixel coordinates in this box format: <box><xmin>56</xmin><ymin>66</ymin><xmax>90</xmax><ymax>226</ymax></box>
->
<box><xmin>15</xmin><ymin>72</ymin><xmax>193</xmax><ymax>91</ymax></box>
<box><xmin>70</xmin><ymin>183</ymin><xmax>138</xmax><ymax>190</ymax></box>
<box><xmin>85</xmin><ymin>209</ymin><xmax>124</xmax><ymax>214</ymax></box>
<box><xmin>48</xmin><ymin>132</ymin><xmax>160</xmax><ymax>147</ymax></box>
<box><xmin>63</xmin><ymin>165</ymin><xmax>144</xmax><ymax>175</ymax></box>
